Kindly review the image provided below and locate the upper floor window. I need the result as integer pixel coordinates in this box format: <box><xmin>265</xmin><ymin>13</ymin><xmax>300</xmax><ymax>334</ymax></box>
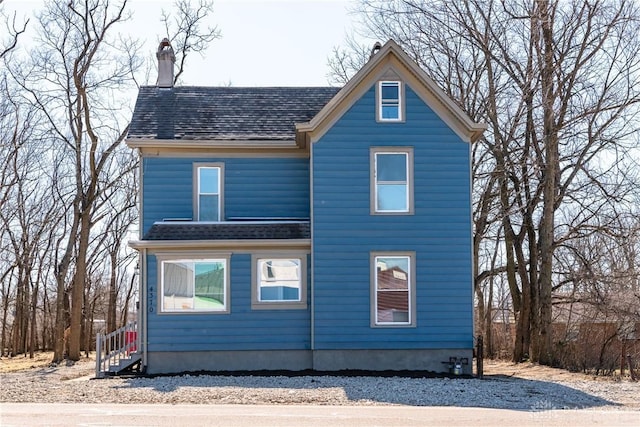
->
<box><xmin>195</xmin><ymin>164</ymin><xmax>223</xmax><ymax>221</ymax></box>
<box><xmin>378</xmin><ymin>81</ymin><xmax>402</xmax><ymax>121</ymax></box>
<box><xmin>371</xmin><ymin>148</ymin><xmax>414</xmax><ymax>214</ymax></box>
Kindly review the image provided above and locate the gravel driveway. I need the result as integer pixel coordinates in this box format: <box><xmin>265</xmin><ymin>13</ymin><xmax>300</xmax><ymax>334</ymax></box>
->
<box><xmin>1</xmin><ymin>358</ymin><xmax>638</xmax><ymax>412</ymax></box>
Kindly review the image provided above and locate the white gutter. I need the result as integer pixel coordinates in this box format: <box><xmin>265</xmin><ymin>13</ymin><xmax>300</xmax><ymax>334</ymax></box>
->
<box><xmin>309</xmin><ymin>141</ymin><xmax>315</xmax><ymax>353</ymax></box>
<box><xmin>129</xmin><ymin>239</ymin><xmax>311</xmax><ymax>251</ymax></box>
<box><xmin>141</xmin><ymin>248</ymin><xmax>148</xmax><ymax>369</ymax></box>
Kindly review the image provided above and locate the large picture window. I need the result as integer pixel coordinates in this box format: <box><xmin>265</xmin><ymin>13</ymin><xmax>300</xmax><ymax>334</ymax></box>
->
<box><xmin>371</xmin><ymin>252</ymin><xmax>416</xmax><ymax>327</ymax></box>
<box><xmin>160</xmin><ymin>258</ymin><xmax>229</xmax><ymax>313</ymax></box>
<box><xmin>251</xmin><ymin>254</ymin><xmax>307</xmax><ymax>309</ymax></box>
<box><xmin>371</xmin><ymin>148</ymin><xmax>414</xmax><ymax>214</ymax></box>
<box><xmin>195</xmin><ymin>164</ymin><xmax>223</xmax><ymax>221</ymax></box>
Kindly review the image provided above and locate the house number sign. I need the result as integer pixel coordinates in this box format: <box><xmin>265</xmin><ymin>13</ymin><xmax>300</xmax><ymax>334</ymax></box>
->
<box><xmin>148</xmin><ymin>285</ymin><xmax>155</xmax><ymax>313</ymax></box>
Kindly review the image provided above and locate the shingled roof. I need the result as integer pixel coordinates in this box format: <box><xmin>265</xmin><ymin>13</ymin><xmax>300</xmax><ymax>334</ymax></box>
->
<box><xmin>143</xmin><ymin>221</ymin><xmax>311</xmax><ymax>241</ymax></box>
<box><xmin>128</xmin><ymin>86</ymin><xmax>340</xmax><ymax>141</ymax></box>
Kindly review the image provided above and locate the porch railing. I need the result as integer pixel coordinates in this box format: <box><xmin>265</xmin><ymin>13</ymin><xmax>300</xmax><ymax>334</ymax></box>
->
<box><xmin>95</xmin><ymin>320</ymin><xmax>139</xmax><ymax>378</ymax></box>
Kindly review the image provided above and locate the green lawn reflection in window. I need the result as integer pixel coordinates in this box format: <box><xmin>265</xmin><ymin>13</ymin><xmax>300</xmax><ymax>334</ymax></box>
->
<box><xmin>162</xmin><ymin>260</ymin><xmax>226</xmax><ymax>312</ymax></box>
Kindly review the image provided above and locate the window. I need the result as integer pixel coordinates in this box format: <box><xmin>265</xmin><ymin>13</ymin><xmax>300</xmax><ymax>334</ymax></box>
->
<box><xmin>371</xmin><ymin>252</ymin><xmax>416</xmax><ymax>327</ymax></box>
<box><xmin>252</xmin><ymin>254</ymin><xmax>307</xmax><ymax>309</ymax></box>
<box><xmin>371</xmin><ymin>148</ymin><xmax>414</xmax><ymax>214</ymax></box>
<box><xmin>195</xmin><ymin>164</ymin><xmax>223</xmax><ymax>221</ymax></box>
<box><xmin>378</xmin><ymin>81</ymin><xmax>402</xmax><ymax>121</ymax></box>
<box><xmin>160</xmin><ymin>257</ymin><xmax>229</xmax><ymax>313</ymax></box>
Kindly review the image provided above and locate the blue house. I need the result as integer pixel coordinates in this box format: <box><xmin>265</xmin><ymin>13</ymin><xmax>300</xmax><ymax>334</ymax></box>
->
<box><xmin>118</xmin><ymin>40</ymin><xmax>485</xmax><ymax>375</ymax></box>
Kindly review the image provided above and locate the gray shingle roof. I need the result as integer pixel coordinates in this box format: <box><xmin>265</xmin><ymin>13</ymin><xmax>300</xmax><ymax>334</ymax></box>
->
<box><xmin>128</xmin><ymin>86</ymin><xmax>340</xmax><ymax>141</ymax></box>
<box><xmin>143</xmin><ymin>221</ymin><xmax>311</xmax><ymax>240</ymax></box>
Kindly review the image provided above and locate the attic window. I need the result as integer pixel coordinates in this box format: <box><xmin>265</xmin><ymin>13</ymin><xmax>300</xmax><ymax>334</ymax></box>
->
<box><xmin>378</xmin><ymin>81</ymin><xmax>402</xmax><ymax>121</ymax></box>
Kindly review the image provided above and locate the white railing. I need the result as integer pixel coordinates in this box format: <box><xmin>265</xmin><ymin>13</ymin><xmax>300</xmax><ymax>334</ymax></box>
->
<box><xmin>95</xmin><ymin>321</ymin><xmax>139</xmax><ymax>378</ymax></box>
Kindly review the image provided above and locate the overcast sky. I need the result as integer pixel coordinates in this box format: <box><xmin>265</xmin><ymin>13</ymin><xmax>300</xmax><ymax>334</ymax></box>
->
<box><xmin>5</xmin><ymin>0</ymin><xmax>360</xmax><ymax>87</ymax></box>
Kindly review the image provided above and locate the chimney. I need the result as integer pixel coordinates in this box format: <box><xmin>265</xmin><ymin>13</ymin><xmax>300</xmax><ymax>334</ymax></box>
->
<box><xmin>156</xmin><ymin>38</ymin><xmax>175</xmax><ymax>88</ymax></box>
<box><xmin>369</xmin><ymin>42</ymin><xmax>382</xmax><ymax>60</ymax></box>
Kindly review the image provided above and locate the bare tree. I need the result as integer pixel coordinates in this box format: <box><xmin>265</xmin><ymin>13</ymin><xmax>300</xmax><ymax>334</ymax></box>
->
<box><xmin>6</xmin><ymin>0</ymin><xmax>143</xmax><ymax>362</ymax></box>
<box><xmin>0</xmin><ymin>0</ymin><xmax>28</xmax><ymax>59</ymax></box>
<box><xmin>334</xmin><ymin>0</ymin><xmax>640</xmax><ymax>366</ymax></box>
<box><xmin>0</xmin><ymin>0</ymin><xmax>221</xmax><ymax>362</ymax></box>
<box><xmin>161</xmin><ymin>0</ymin><xmax>220</xmax><ymax>84</ymax></box>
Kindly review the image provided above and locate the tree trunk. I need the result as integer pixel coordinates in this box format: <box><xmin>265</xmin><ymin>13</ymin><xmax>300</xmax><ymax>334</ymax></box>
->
<box><xmin>534</xmin><ymin>0</ymin><xmax>558</xmax><ymax>366</ymax></box>
<box><xmin>29</xmin><ymin>278</ymin><xmax>38</xmax><ymax>358</ymax></box>
<box><xmin>52</xmin><ymin>275</ymin><xmax>66</xmax><ymax>362</ymax></box>
<box><xmin>68</xmin><ymin>211</ymin><xmax>92</xmax><ymax>361</ymax></box>
<box><xmin>485</xmin><ymin>276</ymin><xmax>494</xmax><ymax>358</ymax></box>
<box><xmin>107</xmin><ymin>252</ymin><xmax>118</xmax><ymax>333</ymax></box>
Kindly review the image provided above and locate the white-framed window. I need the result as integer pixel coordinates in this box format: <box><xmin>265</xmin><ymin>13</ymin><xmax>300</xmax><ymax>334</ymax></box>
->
<box><xmin>251</xmin><ymin>254</ymin><xmax>307</xmax><ymax>309</ymax></box>
<box><xmin>195</xmin><ymin>164</ymin><xmax>223</xmax><ymax>221</ymax></box>
<box><xmin>378</xmin><ymin>81</ymin><xmax>402</xmax><ymax>121</ymax></box>
<box><xmin>371</xmin><ymin>148</ymin><xmax>414</xmax><ymax>214</ymax></box>
<box><xmin>371</xmin><ymin>252</ymin><xmax>416</xmax><ymax>327</ymax></box>
<box><xmin>159</xmin><ymin>255</ymin><xmax>230</xmax><ymax>313</ymax></box>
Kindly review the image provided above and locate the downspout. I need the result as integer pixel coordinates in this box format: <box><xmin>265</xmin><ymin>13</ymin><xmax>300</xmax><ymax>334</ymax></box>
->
<box><xmin>138</xmin><ymin>149</ymin><xmax>148</xmax><ymax>370</ymax></box>
<box><xmin>468</xmin><ymin>139</ymin><xmax>476</xmax><ymax>347</ymax></box>
<box><xmin>309</xmin><ymin>136</ymin><xmax>315</xmax><ymax>359</ymax></box>
<box><xmin>141</xmin><ymin>248</ymin><xmax>148</xmax><ymax>369</ymax></box>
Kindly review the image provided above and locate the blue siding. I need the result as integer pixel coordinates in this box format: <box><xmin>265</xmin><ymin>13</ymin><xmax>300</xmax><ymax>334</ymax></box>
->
<box><xmin>312</xmin><ymin>84</ymin><xmax>473</xmax><ymax>350</ymax></box>
<box><xmin>142</xmin><ymin>157</ymin><xmax>309</xmax><ymax>234</ymax></box>
<box><xmin>145</xmin><ymin>253</ymin><xmax>311</xmax><ymax>352</ymax></box>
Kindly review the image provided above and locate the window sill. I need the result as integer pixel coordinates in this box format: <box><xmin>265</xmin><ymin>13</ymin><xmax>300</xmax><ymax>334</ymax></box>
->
<box><xmin>251</xmin><ymin>302</ymin><xmax>308</xmax><ymax>310</ymax></box>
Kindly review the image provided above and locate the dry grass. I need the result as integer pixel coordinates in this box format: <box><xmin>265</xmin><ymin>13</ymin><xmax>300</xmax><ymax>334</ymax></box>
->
<box><xmin>0</xmin><ymin>351</ymin><xmax>94</xmax><ymax>373</ymax></box>
<box><xmin>483</xmin><ymin>358</ymin><xmax>636</xmax><ymax>382</ymax></box>
<box><xmin>0</xmin><ymin>352</ymin><xmax>635</xmax><ymax>383</ymax></box>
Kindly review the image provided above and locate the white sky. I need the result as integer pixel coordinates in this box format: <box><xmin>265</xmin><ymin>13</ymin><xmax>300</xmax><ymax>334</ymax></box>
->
<box><xmin>5</xmin><ymin>0</ymin><xmax>360</xmax><ymax>87</ymax></box>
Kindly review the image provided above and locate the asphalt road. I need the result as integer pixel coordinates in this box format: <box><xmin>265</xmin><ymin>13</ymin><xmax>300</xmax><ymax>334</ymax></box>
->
<box><xmin>1</xmin><ymin>403</ymin><xmax>638</xmax><ymax>426</ymax></box>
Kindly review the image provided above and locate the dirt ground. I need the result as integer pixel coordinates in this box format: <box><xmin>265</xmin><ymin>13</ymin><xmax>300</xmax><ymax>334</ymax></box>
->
<box><xmin>0</xmin><ymin>351</ymin><xmax>636</xmax><ymax>383</ymax></box>
<box><xmin>481</xmin><ymin>358</ymin><xmax>636</xmax><ymax>382</ymax></box>
<box><xmin>0</xmin><ymin>351</ymin><xmax>95</xmax><ymax>374</ymax></box>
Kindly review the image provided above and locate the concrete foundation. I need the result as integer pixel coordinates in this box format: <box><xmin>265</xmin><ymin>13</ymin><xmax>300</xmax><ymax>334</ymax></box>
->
<box><xmin>313</xmin><ymin>349</ymin><xmax>473</xmax><ymax>375</ymax></box>
<box><xmin>146</xmin><ymin>350</ymin><xmax>312</xmax><ymax>374</ymax></box>
<box><xmin>145</xmin><ymin>348</ymin><xmax>473</xmax><ymax>375</ymax></box>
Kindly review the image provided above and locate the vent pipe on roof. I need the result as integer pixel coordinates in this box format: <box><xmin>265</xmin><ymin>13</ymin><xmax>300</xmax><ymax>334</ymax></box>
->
<box><xmin>156</xmin><ymin>38</ymin><xmax>175</xmax><ymax>88</ymax></box>
<box><xmin>369</xmin><ymin>41</ymin><xmax>382</xmax><ymax>60</ymax></box>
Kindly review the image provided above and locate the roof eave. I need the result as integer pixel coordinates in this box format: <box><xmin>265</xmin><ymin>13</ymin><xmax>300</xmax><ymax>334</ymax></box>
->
<box><xmin>128</xmin><ymin>239</ymin><xmax>312</xmax><ymax>250</ymax></box>
<box><xmin>126</xmin><ymin>138</ymin><xmax>299</xmax><ymax>149</ymax></box>
<box><xmin>296</xmin><ymin>39</ymin><xmax>487</xmax><ymax>144</ymax></box>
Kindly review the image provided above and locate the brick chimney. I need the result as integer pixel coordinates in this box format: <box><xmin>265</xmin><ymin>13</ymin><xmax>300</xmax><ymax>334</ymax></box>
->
<box><xmin>156</xmin><ymin>38</ymin><xmax>175</xmax><ymax>88</ymax></box>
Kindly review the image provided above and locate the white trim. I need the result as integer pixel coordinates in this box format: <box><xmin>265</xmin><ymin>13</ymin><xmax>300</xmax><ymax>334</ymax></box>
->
<box><xmin>310</xmin><ymin>142</ymin><xmax>316</xmax><ymax>350</ymax></box>
<box><xmin>377</xmin><ymin>81</ymin><xmax>403</xmax><ymax>122</ymax></box>
<box><xmin>157</xmin><ymin>254</ymin><xmax>231</xmax><ymax>315</ymax></box>
<box><xmin>138</xmin><ymin>150</ymin><xmax>144</xmax><ymax>240</ymax></box>
<box><xmin>141</xmin><ymin>248</ymin><xmax>148</xmax><ymax>369</ymax></box>
<box><xmin>370</xmin><ymin>147</ymin><xmax>414</xmax><ymax>215</ymax></box>
<box><xmin>126</xmin><ymin>138</ymin><xmax>299</xmax><ymax>149</ymax></box>
<box><xmin>251</xmin><ymin>253</ymin><xmax>308</xmax><ymax>310</ymax></box>
<box><xmin>468</xmin><ymin>140</ymin><xmax>476</xmax><ymax>341</ymax></box>
<box><xmin>129</xmin><ymin>239</ymin><xmax>311</xmax><ymax>251</ymax></box>
<box><xmin>370</xmin><ymin>252</ymin><xmax>417</xmax><ymax>328</ymax></box>
<box><xmin>136</xmin><ymin>148</ymin><xmax>309</xmax><ymax>159</ymax></box>
<box><xmin>296</xmin><ymin>40</ymin><xmax>486</xmax><ymax>144</ymax></box>
<box><xmin>194</xmin><ymin>163</ymin><xmax>224</xmax><ymax>222</ymax></box>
